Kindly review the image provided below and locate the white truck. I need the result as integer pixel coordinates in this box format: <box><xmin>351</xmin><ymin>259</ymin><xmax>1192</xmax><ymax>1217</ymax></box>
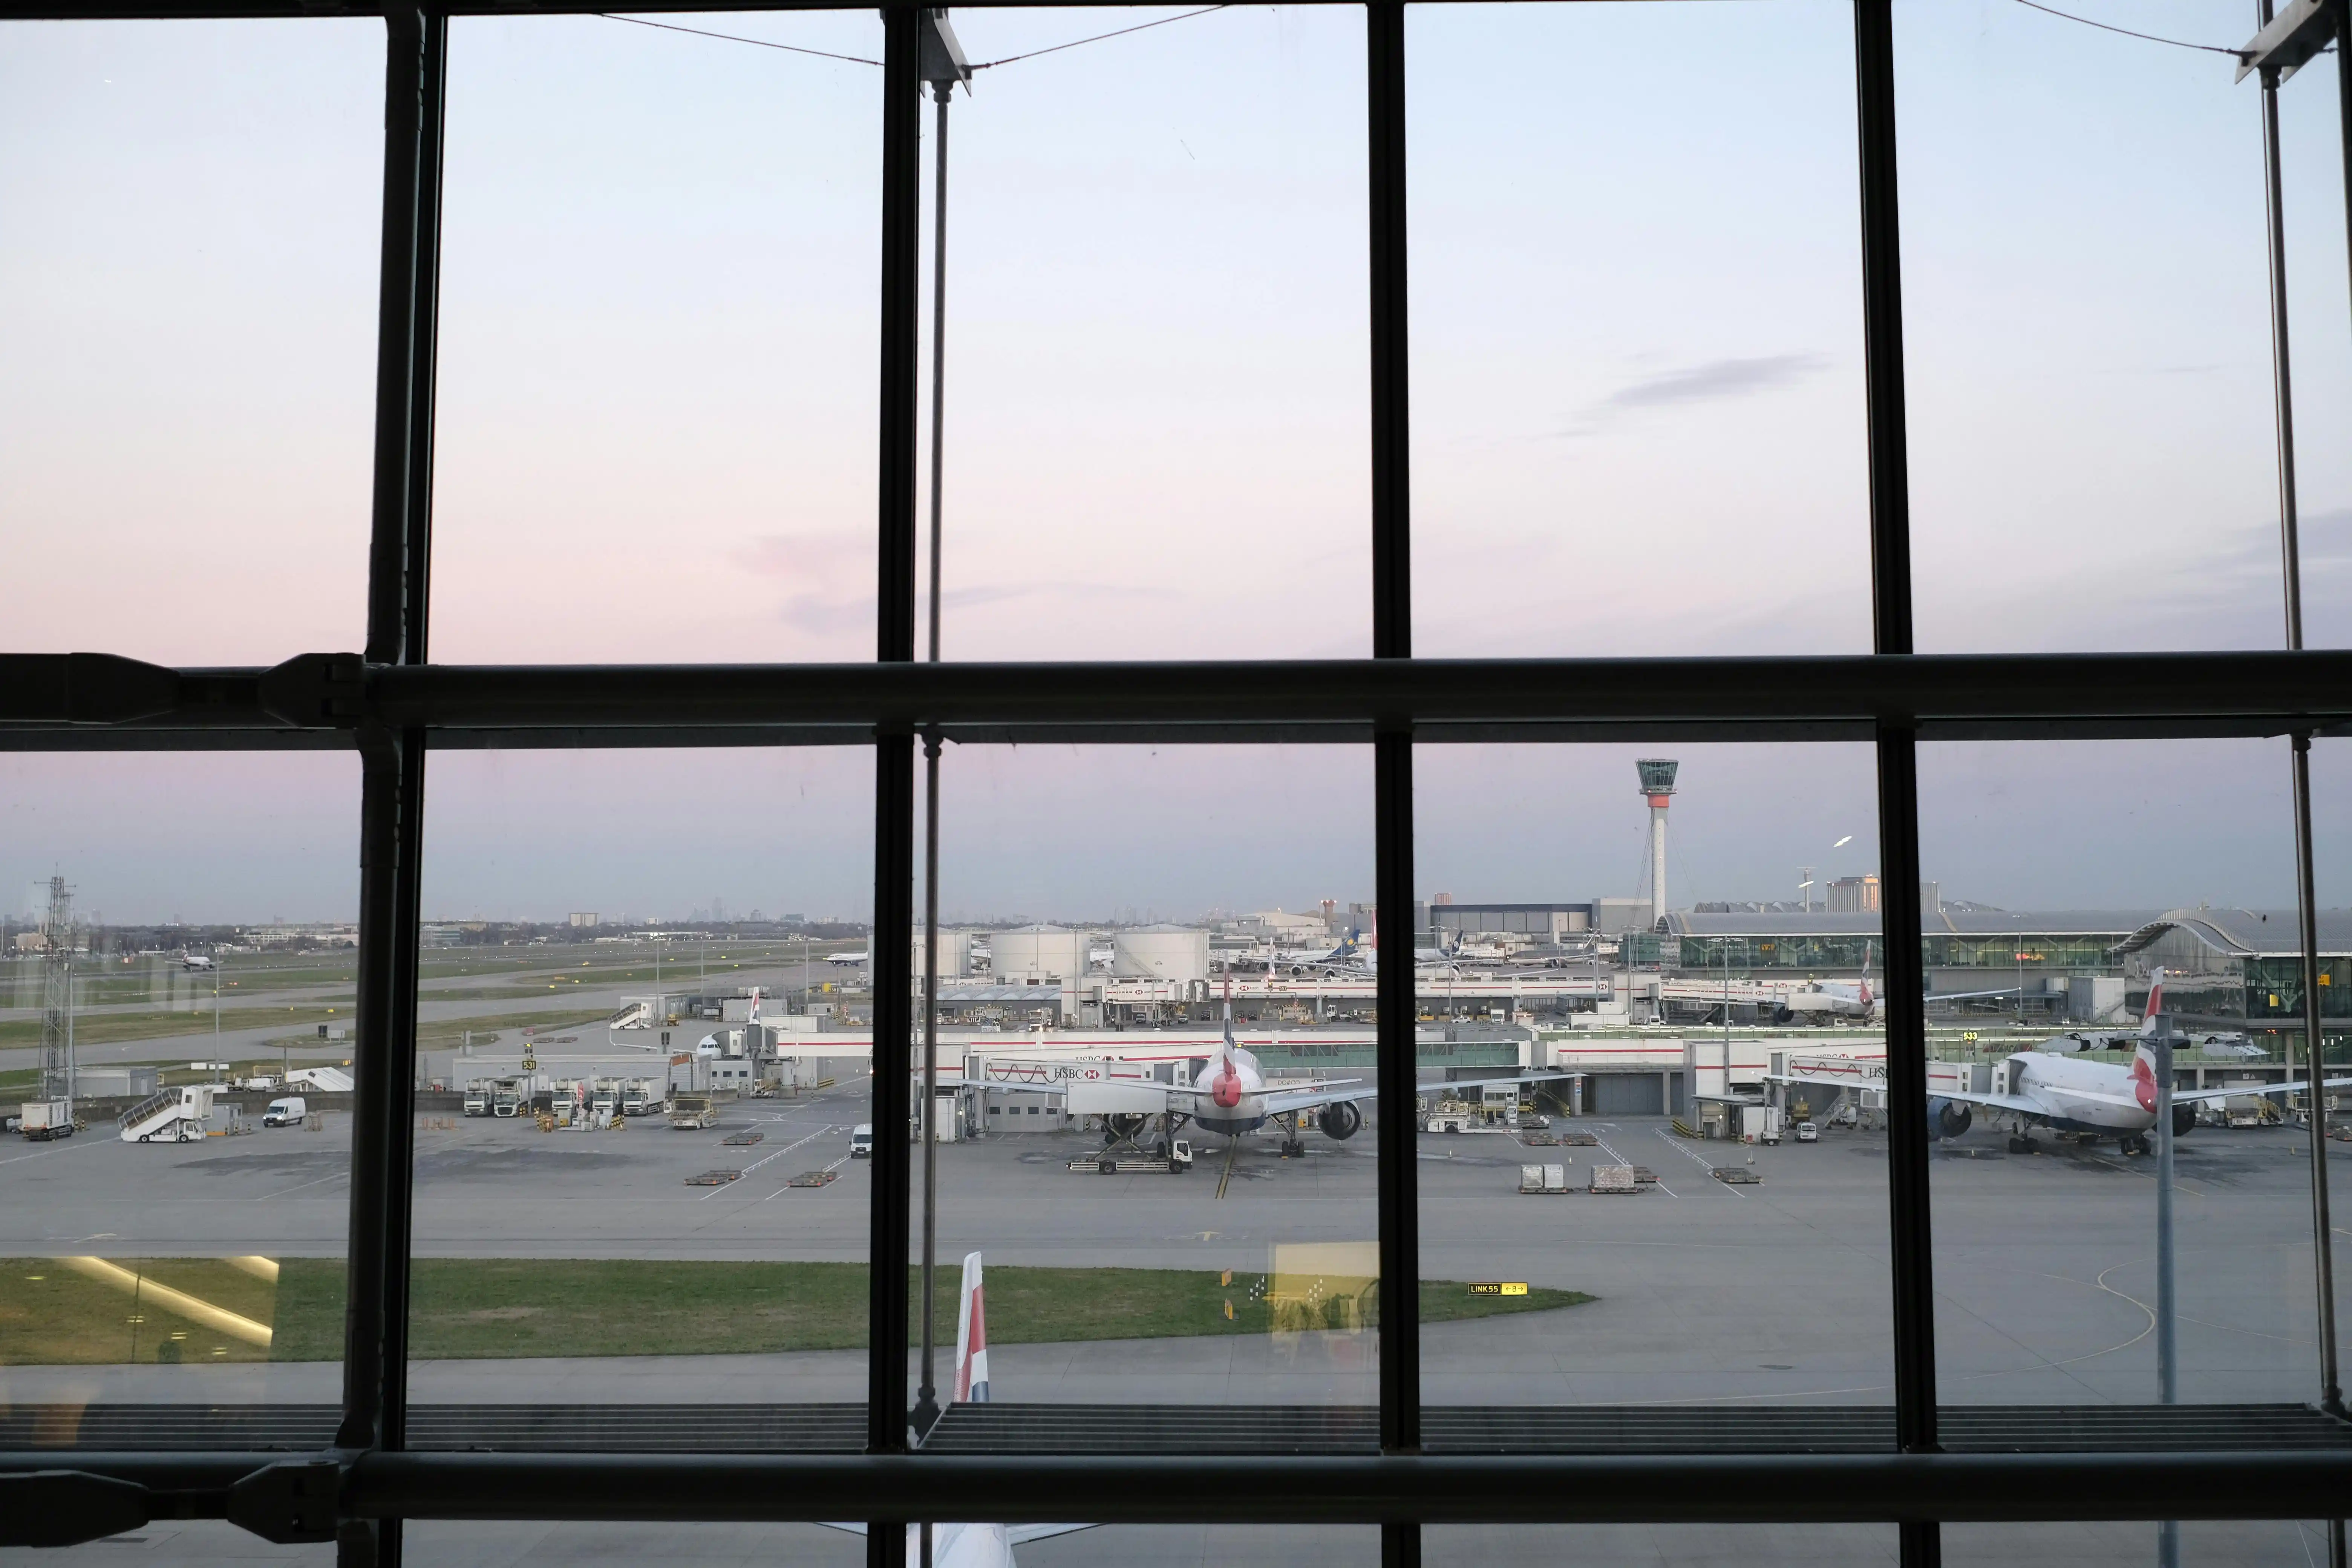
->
<box><xmin>262</xmin><ymin>1096</ymin><xmax>308</xmax><ymax>1128</ymax></box>
<box><xmin>18</xmin><ymin>1099</ymin><xmax>75</xmax><ymax>1141</ymax></box>
<box><xmin>463</xmin><ymin>1080</ymin><xmax>493</xmax><ymax>1117</ymax></box>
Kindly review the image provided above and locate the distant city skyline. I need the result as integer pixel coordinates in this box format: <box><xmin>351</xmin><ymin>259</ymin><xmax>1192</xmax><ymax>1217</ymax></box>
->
<box><xmin>8</xmin><ymin>737</ymin><xmax>2343</xmax><ymax>926</ymax></box>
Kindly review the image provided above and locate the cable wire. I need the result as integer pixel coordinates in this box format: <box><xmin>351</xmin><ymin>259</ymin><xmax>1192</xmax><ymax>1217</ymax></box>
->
<box><xmin>597</xmin><ymin>13</ymin><xmax>882</xmax><ymax>67</ymax></box>
<box><xmin>971</xmin><ymin>6</ymin><xmax>1233</xmax><ymax>70</ymax></box>
<box><xmin>2009</xmin><ymin>0</ymin><xmax>2245</xmax><ymax>58</ymax></box>
<box><xmin>598</xmin><ymin>5</ymin><xmax>1233</xmax><ymax>74</ymax></box>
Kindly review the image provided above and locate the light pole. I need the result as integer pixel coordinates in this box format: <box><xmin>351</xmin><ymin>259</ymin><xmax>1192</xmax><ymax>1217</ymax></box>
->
<box><xmin>910</xmin><ymin>6</ymin><xmax>971</xmax><ymax>1468</ymax></box>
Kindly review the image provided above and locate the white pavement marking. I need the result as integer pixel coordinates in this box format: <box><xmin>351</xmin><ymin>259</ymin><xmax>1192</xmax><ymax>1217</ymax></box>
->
<box><xmin>700</xmin><ymin>1126</ymin><xmax>836</xmax><ymax>1200</ymax></box>
<box><xmin>260</xmin><ymin>1170</ymin><xmax>349</xmax><ymax>1200</ymax></box>
<box><xmin>1657</xmin><ymin>1127</ymin><xmax>1736</xmax><ymax>1198</ymax></box>
<box><xmin>0</xmin><ymin>1135</ymin><xmax>112</xmax><ymax>1168</ymax></box>
<box><xmin>1589</xmin><ymin>1132</ymin><xmax>1674</xmax><ymax>1197</ymax></box>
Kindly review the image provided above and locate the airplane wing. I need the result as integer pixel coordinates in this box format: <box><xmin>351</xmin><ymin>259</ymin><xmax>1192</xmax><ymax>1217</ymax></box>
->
<box><xmin>2171</xmin><ymin>1076</ymin><xmax>2352</xmax><ymax>1105</ymax></box>
<box><xmin>1917</xmin><ymin>1087</ymin><xmax>2060</xmax><ymax>1118</ymax></box>
<box><xmin>1923</xmin><ymin>986</ymin><xmax>2034</xmax><ymax>1004</ymax></box>
<box><xmin>1261</xmin><ymin>1081</ymin><xmax>1369</xmax><ymax>1116</ymax></box>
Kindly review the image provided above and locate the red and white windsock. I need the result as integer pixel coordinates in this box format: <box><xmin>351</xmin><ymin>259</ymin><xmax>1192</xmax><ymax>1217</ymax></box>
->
<box><xmin>952</xmin><ymin>1250</ymin><xmax>989</xmax><ymax>1404</ymax></box>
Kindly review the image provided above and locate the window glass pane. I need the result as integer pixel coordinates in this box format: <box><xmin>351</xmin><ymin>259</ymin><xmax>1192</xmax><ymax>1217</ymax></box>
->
<box><xmin>0</xmin><ymin>20</ymin><xmax>379</xmax><ymax>662</ymax></box>
<box><xmin>2278</xmin><ymin>59</ymin><xmax>2352</xmax><ymax>650</ymax></box>
<box><xmin>0</xmin><ymin>753</ymin><xmax>356</xmax><ymax>1439</ymax></box>
<box><xmin>929</xmin><ymin>8</ymin><xmax>1368</xmax><ymax>661</ymax></box>
<box><xmin>1945</xmin><ymin>1520</ymin><xmax>2335</xmax><ymax>1568</ymax></box>
<box><xmin>1428</xmin><ymin>1525</ymin><xmax>1898</xmax><ymax>1568</ymax></box>
<box><xmin>2307</xmin><ymin>737</ymin><xmax>2352</xmax><ymax>1384</ymax></box>
<box><xmin>407</xmin><ymin>1522</ymin><xmax>1374</xmax><ymax>1568</ymax></box>
<box><xmin>1920</xmin><ymin>739</ymin><xmax>2320</xmax><ymax>1405</ymax></box>
<box><xmin>916</xmin><ymin>745</ymin><xmax>1374</xmax><ymax>1444</ymax></box>
<box><xmin>405</xmin><ymin>1521</ymin><xmax>862</xmax><ymax>1566</ymax></box>
<box><xmin>431</xmin><ymin>14</ymin><xmax>881</xmax><ymax>662</ymax></box>
<box><xmin>407</xmin><ymin>745</ymin><xmax>872</xmax><ymax>1446</ymax></box>
<box><xmin>1898</xmin><ymin>0</ymin><xmax>2288</xmax><ymax>651</ymax></box>
<box><xmin>6</xmin><ymin>1519</ymin><xmax>332</xmax><ymax>1566</ymax></box>
<box><xmin>1415</xmin><ymin>744</ymin><xmax>1893</xmax><ymax>1415</ymax></box>
<box><xmin>1409</xmin><ymin>0</ymin><xmax>1871</xmax><ymax>658</ymax></box>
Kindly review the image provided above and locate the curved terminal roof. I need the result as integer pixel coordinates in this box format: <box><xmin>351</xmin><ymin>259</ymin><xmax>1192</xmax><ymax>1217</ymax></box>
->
<box><xmin>2115</xmin><ymin>908</ymin><xmax>2352</xmax><ymax>960</ymax></box>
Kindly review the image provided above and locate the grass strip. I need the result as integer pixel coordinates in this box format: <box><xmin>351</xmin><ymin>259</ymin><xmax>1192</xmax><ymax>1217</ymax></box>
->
<box><xmin>0</xmin><ymin>1258</ymin><xmax>1590</xmax><ymax>1365</ymax></box>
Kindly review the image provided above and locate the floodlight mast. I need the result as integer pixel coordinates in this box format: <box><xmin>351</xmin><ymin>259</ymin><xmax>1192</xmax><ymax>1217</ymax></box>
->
<box><xmin>911</xmin><ymin>5</ymin><xmax>970</xmax><ymax>1475</ymax></box>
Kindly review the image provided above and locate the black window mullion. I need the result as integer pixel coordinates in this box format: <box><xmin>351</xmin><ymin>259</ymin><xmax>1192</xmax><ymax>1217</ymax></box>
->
<box><xmin>341</xmin><ymin>11</ymin><xmax>444</xmax><ymax>1568</ymax></box>
<box><xmin>869</xmin><ymin>15</ymin><xmax>922</xmax><ymax>1568</ymax></box>
<box><xmin>1367</xmin><ymin>20</ymin><xmax>1419</xmax><ymax>1568</ymax></box>
<box><xmin>1852</xmin><ymin>15</ymin><xmax>1940</xmax><ymax>1568</ymax></box>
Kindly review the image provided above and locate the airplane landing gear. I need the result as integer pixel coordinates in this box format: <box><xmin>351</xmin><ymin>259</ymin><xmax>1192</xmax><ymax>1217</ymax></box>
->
<box><xmin>2119</xmin><ymin>1134</ymin><xmax>2151</xmax><ymax>1157</ymax></box>
<box><xmin>1279</xmin><ymin>1139</ymin><xmax>1306</xmax><ymax>1159</ymax></box>
<box><xmin>2006</xmin><ymin>1135</ymin><xmax>2034</xmax><ymax>1155</ymax></box>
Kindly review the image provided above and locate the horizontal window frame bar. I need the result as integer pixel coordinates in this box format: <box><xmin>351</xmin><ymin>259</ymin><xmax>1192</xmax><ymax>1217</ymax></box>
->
<box><xmin>2</xmin><ymin>652</ymin><xmax>2349</xmax><ymax>748</ymax></box>
<box><xmin>11</xmin><ymin>1449</ymin><xmax>2352</xmax><ymax>1528</ymax></box>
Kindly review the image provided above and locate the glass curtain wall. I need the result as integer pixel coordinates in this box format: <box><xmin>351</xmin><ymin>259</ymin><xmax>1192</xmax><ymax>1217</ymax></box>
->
<box><xmin>6</xmin><ymin>0</ymin><xmax>2352</xmax><ymax>1554</ymax></box>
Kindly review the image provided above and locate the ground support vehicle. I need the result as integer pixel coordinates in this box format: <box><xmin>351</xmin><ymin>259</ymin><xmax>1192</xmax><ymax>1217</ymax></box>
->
<box><xmin>17</xmin><ymin>1100</ymin><xmax>75</xmax><ymax>1141</ymax></box>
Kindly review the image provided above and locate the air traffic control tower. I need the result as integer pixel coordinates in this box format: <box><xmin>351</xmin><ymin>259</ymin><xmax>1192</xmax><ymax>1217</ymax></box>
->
<box><xmin>1637</xmin><ymin>759</ymin><xmax>1678</xmax><ymax>928</ymax></box>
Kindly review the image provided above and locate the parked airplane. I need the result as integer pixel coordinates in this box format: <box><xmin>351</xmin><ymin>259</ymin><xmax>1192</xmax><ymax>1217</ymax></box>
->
<box><xmin>826</xmin><ymin>947</ymin><xmax>870</xmax><ymax>967</ymax></box>
<box><xmin>824</xmin><ymin>1253</ymin><xmax>1091</xmax><ymax>1568</ymax></box>
<box><xmin>1771</xmin><ymin>943</ymin><xmax>1878</xmax><ymax>1023</ymax></box>
<box><xmin>1071</xmin><ymin>977</ymin><xmax>1560</xmax><ymax>1152</ymax></box>
<box><xmin>1908</xmin><ymin>970</ymin><xmax>2350</xmax><ymax>1155</ymax></box>
<box><xmin>1275</xmin><ymin>926</ymin><xmax>1374</xmax><ymax>977</ymax></box>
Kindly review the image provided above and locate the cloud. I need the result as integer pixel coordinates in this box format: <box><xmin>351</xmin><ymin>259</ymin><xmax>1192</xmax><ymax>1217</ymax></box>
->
<box><xmin>1546</xmin><ymin>353</ymin><xmax>1831</xmax><ymax>440</ymax></box>
<box><xmin>1598</xmin><ymin>353</ymin><xmax>1830</xmax><ymax>412</ymax></box>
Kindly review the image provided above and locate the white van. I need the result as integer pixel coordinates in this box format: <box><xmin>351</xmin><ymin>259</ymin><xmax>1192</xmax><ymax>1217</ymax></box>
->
<box><xmin>263</xmin><ymin>1096</ymin><xmax>308</xmax><ymax>1128</ymax></box>
<box><xmin>850</xmin><ymin>1124</ymin><xmax>874</xmax><ymax>1158</ymax></box>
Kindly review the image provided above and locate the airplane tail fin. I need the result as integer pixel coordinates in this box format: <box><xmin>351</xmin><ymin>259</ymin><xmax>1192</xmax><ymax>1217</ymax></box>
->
<box><xmin>1222</xmin><ymin>972</ymin><xmax>1236</xmax><ymax>1050</ymax></box>
<box><xmin>1859</xmin><ymin>940</ymin><xmax>1874</xmax><ymax>1010</ymax></box>
<box><xmin>2140</xmin><ymin>968</ymin><xmax>2166</xmax><ymax>1037</ymax></box>
<box><xmin>952</xmin><ymin>1250</ymin><xmax>989</xmax><ymax>1403</ymax></box>
<box><xmin>749</xmin><ymin>986</ymin><xmax>762</xmax><ymax>1026</ymax></box>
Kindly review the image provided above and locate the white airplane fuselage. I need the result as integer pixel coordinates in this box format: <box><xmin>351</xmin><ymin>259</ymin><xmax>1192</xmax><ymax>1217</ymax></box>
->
<box><xmin>904</xmin><ymin>1523</ymin><xmax>1016</xmax><ymax>1568</ymax></box>
<box><xmin>1188</xmin><ymin>1042</ymin><xmax>1280</xmax><ymax>1137</ymax></box>
<box><xmin>1996</xmin><ymin>1051</ymin><xmax>2162</xmax><ymax>1136</ymax></box>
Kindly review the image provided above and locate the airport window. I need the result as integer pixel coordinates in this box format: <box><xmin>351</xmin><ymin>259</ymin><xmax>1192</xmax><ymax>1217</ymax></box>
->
<box><xmin>4</xmin><ymin>2</ymin><xmax>2351</xmax><ymax>1565</ymax></box>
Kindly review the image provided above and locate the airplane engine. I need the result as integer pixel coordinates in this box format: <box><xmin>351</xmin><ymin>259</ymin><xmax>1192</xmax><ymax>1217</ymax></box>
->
<box><xmin>1104</xmin><ymin>1113</ymin><xmax>1149</xmax><ymax>1142</ymax></box>
<box><xmin>1318</xmin><ymin>1101</ymin><xmax>1363</xmax><ymax>1141</ymax></box>
<box><xmin>1771</xmin><ymin>1004</ymin><xmax>1796</xmax><ymax>1026</ymax></box>
<box><xmin>2172</xmin><ymin>1102</ymin><xmax>2197</xmax><ymax>1138</ymax></box>
<box><xmin>1929</xmin><ymin>1098</ymin><xmax>1971</xmax><ymax>1140</ymax></box>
